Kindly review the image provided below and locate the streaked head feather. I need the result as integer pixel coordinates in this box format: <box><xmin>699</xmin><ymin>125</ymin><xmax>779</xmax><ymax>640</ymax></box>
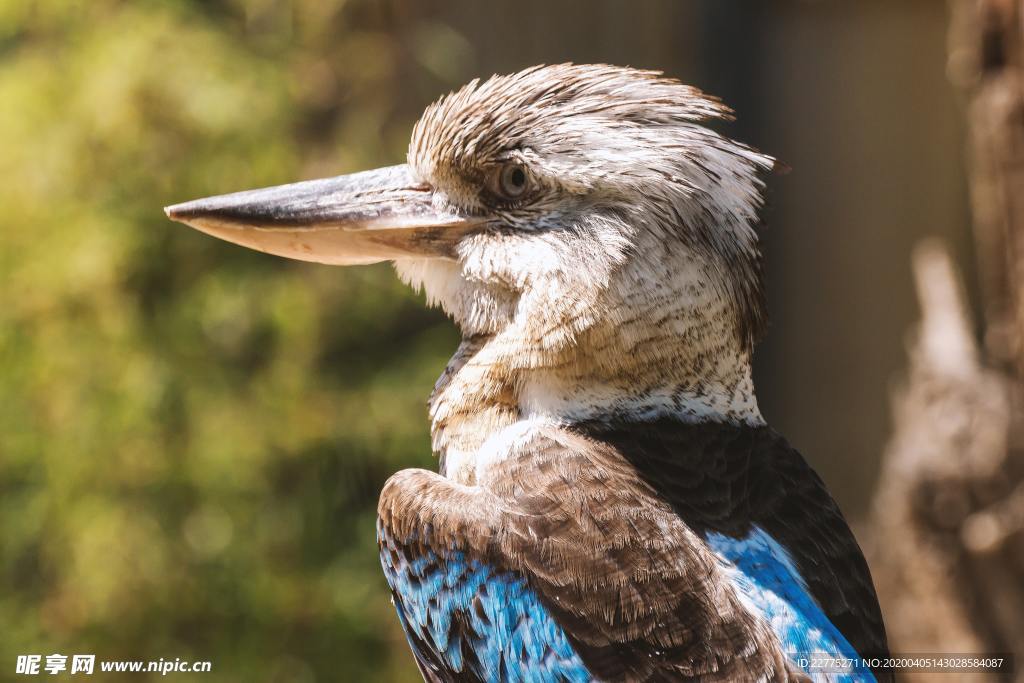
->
<box><xmin>404</xmin><ymin>63</ymin><xmax>773</xmax><ymax>350</ymax></box>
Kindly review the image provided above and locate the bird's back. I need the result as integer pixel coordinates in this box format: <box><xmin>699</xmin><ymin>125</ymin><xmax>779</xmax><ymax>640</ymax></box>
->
<box><xmin>378</xmin><ymin>418</ymin><xmax>890</xmax><ymax>682</ymax></box>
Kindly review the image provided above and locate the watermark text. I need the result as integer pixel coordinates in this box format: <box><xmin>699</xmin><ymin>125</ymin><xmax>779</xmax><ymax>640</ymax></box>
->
<box><xmin>16</xmin><ymin>655</ymin><xmax>212</xmax><ymax>676</ymax></box>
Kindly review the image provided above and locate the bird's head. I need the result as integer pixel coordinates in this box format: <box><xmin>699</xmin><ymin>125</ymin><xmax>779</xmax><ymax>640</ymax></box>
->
<box><xmin>167</xmin><ymin>64</ymin><xmax>774</xmax><ymax>430</ymax></box>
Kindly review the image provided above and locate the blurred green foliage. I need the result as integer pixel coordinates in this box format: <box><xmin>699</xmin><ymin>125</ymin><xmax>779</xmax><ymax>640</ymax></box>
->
<box><xmin>0</xmin><ymin>1</ymin><xmax>472</xmax><ymax>680</ymax></box>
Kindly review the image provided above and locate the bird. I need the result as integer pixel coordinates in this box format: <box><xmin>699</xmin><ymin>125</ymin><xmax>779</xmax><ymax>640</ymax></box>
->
<box><xmin>166</xmin><ymin>64</ymin><xmax>890</xmax><ymax>682</ymax></box>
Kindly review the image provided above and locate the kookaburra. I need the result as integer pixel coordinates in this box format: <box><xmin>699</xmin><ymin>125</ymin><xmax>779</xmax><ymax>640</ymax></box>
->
<box><xmin>166</xmin><ymin>64</ymin><xmax>889</xmax><ymax>682</ymax></box>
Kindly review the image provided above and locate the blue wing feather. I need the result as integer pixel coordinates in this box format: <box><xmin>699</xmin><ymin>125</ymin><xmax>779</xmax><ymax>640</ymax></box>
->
<box><xmin>706</xmin><ymin>527</ymin><xmax>876</xmax><ymax>682</ymax></box>
<box><xmin>380</xmin><ymin>533</ymin><xmax>591</xmax><ymax>683</ymax></box>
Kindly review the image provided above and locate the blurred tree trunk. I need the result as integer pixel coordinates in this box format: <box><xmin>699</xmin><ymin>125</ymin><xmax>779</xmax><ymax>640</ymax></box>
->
<box><xmin>866</xmin><ymin>1</ymin><xmax>1024</xmax><ymax>680</ymax></box>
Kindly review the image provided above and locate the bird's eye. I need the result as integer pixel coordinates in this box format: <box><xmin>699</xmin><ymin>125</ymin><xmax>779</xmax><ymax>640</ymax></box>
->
<box><xmin>490</xmin><ymin>163</ymin><xmax>530</xmax><ymax>201</ymax></box>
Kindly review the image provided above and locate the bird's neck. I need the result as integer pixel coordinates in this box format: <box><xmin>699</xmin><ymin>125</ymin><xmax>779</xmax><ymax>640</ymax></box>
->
<box><xmin>430</xmin><ymin>286</ymin><xmax>763</xmax><ymax>483</ymax></box>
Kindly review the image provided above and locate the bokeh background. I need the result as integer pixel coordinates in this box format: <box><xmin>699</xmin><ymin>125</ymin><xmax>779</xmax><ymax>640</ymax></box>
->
<box><xmin>0</xmin><ymin>1</ymin><xmax>968</xmax><ymax>681</ymax></box>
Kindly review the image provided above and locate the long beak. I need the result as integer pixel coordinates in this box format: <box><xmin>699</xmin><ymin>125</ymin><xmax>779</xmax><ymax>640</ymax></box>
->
<box><xmin>164</xmin><ymin>164</ymin><xmax>480</xmax><ymax>265</ymax></box>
